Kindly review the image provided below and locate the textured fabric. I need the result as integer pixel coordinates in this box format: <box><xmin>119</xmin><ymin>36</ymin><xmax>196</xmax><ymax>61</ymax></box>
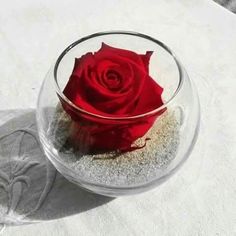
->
<box><xmin>0</xmin><ymin>110</ymin><xmax>111</xmax><ymax>226</ymax></box>
<box><xmin>0</xmin><ymin>0</ymin><xmax>236</xmax><ymax>235</ymax></box>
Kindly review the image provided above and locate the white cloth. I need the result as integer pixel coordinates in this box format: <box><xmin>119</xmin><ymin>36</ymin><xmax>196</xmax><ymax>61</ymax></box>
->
<box><xmin>0</xmin><ymin>0</ymin><xmax>236</xmax><ymax>235</ymax></box>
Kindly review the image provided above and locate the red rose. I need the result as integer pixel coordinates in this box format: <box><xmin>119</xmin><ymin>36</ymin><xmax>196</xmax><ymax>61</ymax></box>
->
<box><xmin>61</xmin><ymin>43</ymin><xmax>164</xmax><ymax>152</ymax></box>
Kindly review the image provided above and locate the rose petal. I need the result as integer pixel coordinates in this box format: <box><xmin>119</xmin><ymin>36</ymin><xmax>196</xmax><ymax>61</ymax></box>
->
<box><xmin>99</xmin><ymin>43</ymin><xmax>145</xmax><ymax>67</ymax></box>
<box><xmin>140</xmin><ymin>51</ymin><xmax>153</xmax><ymax>73</ymax></box>
<box><xmin>133</xmin><ymin>75</ymin><xmax>164</xmax><ymax>114</ymax></box>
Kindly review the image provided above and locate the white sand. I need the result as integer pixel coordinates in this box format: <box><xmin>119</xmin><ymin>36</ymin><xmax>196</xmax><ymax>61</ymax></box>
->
<box><xmin>50</xmin><ymin>106</ymin><xmax>180</xmax><ymax>186</ymax></box>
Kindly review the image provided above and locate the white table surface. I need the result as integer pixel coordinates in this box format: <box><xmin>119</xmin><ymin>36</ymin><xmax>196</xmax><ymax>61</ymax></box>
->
<box><xmin>0</xmin><ymin>0</ymin><xmax>236</xmax><ymax>235</ymax></box>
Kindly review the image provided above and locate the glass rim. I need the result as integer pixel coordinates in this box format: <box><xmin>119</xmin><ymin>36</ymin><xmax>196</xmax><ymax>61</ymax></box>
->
<box><xmin>53</xmin><ymin>30</ymin><xmax>184</xmax><ymax>120</ymax></box>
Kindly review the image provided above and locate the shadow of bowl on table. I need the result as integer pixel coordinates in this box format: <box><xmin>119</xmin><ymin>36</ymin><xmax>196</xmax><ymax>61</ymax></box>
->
<box><xmin>0</xmin><ymin>109</ymin><xmax>113</xmax><ymax>225</ymax></box>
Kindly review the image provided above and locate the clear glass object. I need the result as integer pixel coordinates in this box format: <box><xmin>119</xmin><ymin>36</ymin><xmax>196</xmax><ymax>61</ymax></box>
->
<box><xmin>36</xmin><ymin>31</ymin><xmax>200</xmax><ymax>197</ymax></box>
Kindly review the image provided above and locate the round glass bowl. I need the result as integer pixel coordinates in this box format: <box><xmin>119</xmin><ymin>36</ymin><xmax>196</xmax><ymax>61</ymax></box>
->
<box><xmin>36</xmin><ymin>31</ymin><xmax>200</xmax><ymax>197</ymax></box>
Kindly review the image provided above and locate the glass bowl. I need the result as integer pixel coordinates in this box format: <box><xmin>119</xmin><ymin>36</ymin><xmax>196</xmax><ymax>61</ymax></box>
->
<box><xmin>36</xmin><ymin>31</ymin><xmax>200</xmax><ymax>197</ymax></box>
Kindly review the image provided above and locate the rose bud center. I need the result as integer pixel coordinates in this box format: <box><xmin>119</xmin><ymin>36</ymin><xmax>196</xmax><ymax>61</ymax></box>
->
<box><xmin>104</xmin><ymin>70</ymin><xmax>121</xmax><ymax>90</ymax></box>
